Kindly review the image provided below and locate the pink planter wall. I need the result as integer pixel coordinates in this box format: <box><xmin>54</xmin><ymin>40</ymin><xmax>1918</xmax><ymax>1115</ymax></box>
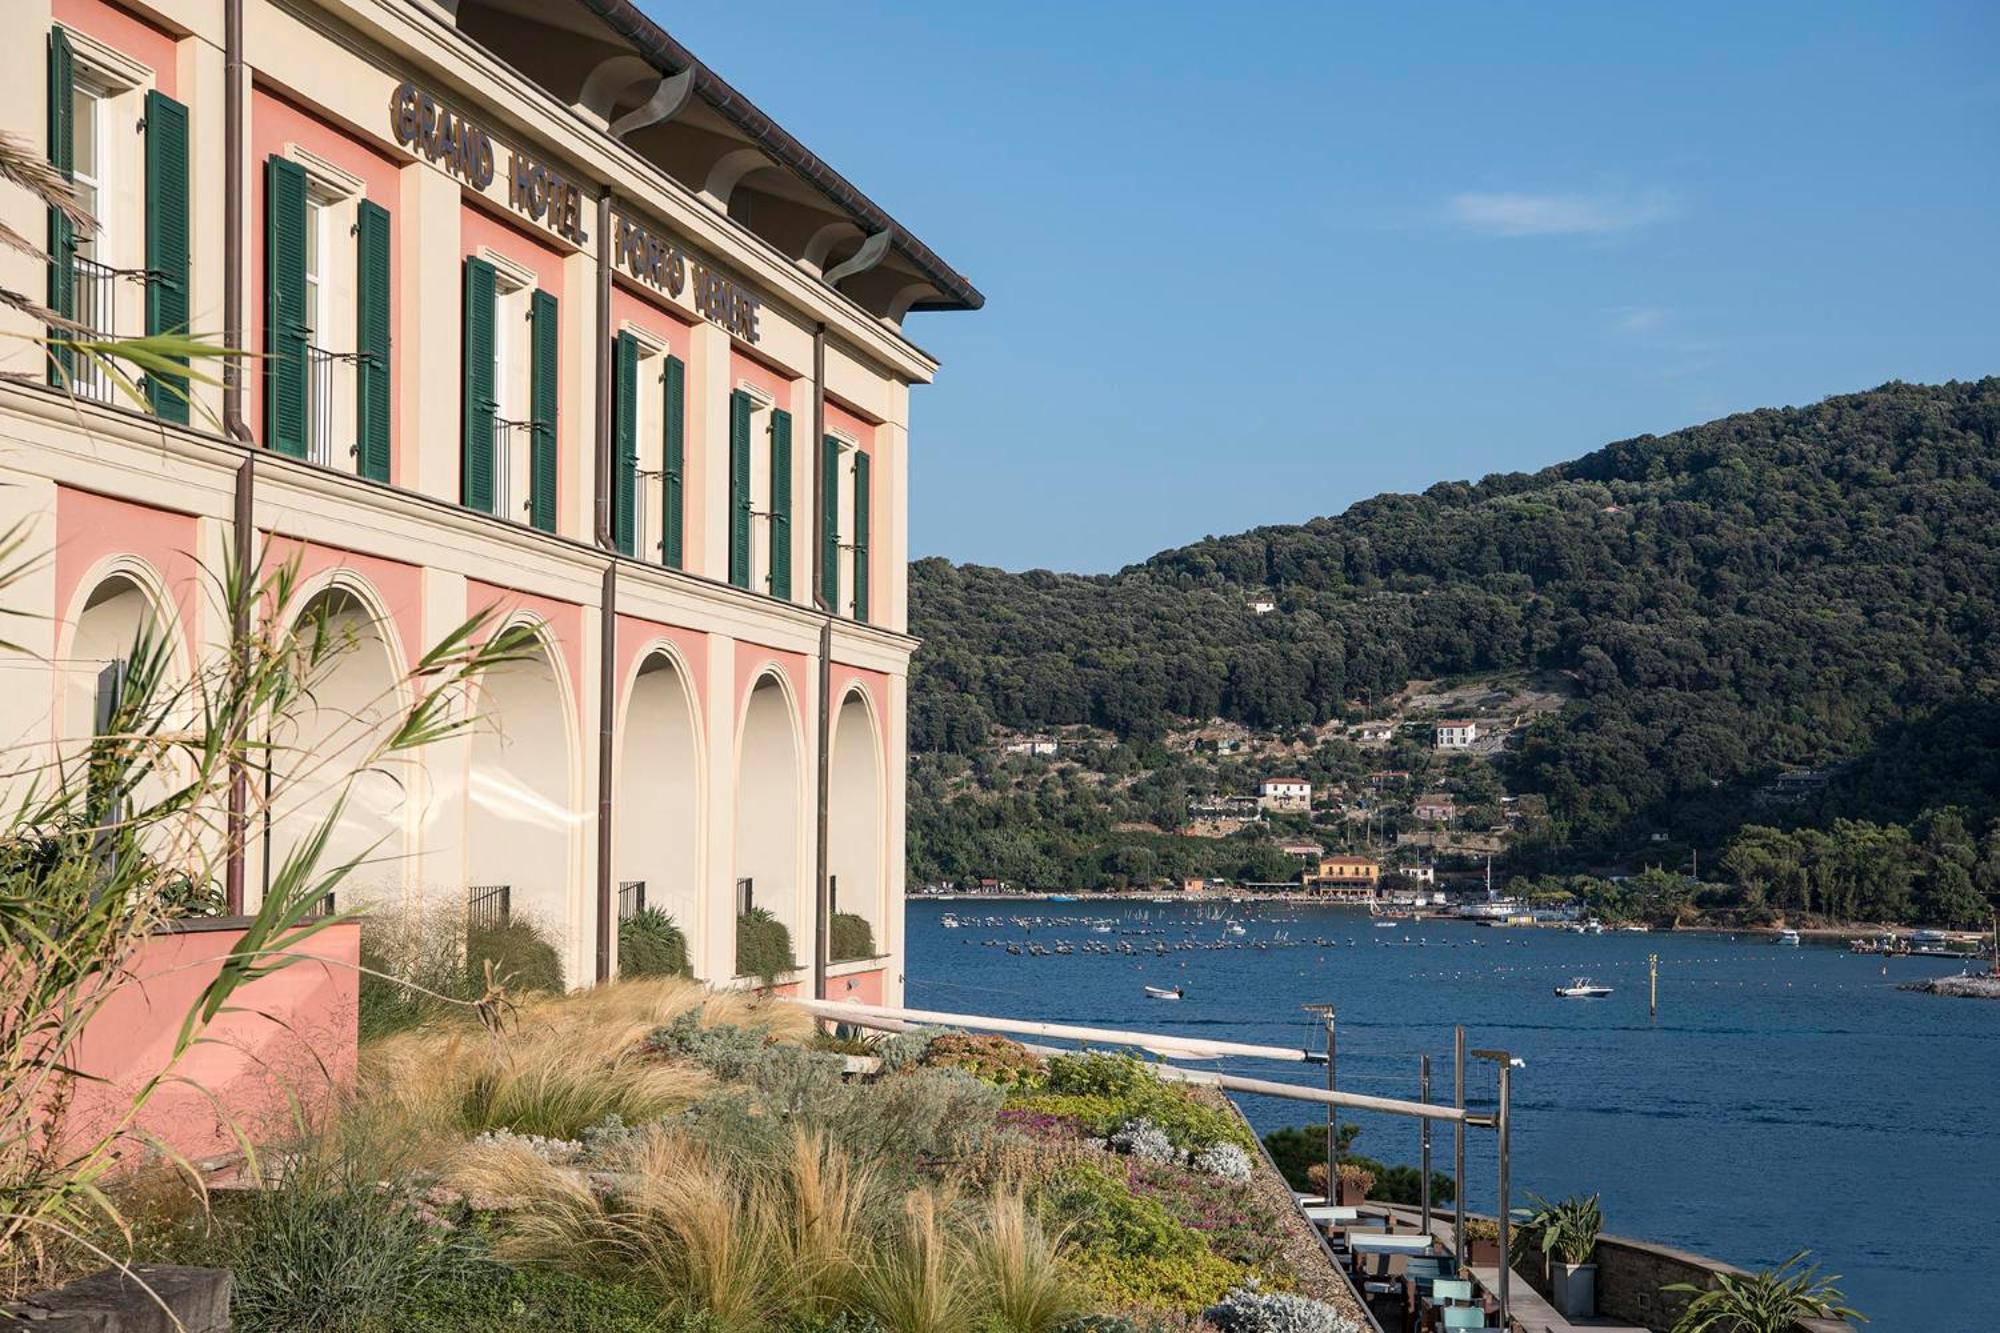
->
<box><xmin>66</xmin><ymin>920</ymin><xmax>359</xmax><ymax>1166</ymax></box>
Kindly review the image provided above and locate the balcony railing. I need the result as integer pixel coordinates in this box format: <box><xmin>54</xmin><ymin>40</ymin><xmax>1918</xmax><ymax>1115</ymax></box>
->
<box><xmin>494</xmin><ymin>418</ymin><xmax>535</xmax><ymax>522</ymax></box>
<box><xmin>306</xmin><ymin>345</ymin><xmax>368</xmax><ymax>471</ymax></box>
<box><xmin>468</xmin><ymin>883</ymin><xmax>511</xmax><ymax>931</ymax></box>
<box><xmin>618</xmin><ymin>880</ymin><xmax>646</xmax><ymax>921</ymax></box>
<box><xmin>67</xmin><ymin>256</ymin><xmax>119</xmax><ymax>403</ymax></box>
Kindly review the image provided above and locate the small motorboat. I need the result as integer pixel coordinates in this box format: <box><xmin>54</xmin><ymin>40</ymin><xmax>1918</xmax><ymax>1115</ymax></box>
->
<box><xmin>1776</xmin><ymin>929</ymin><xmax>1802</xmax><ymax>947</ymax></box>
<box><xmin>1553</xmin><ymin>977</ymin><xmax>1614</xmax><ymax>998</ymax></box>
<box><xmin>1143</xmin><ymin>985</ymin><xmax>1184</xmax><ymax>1000</ymax></box>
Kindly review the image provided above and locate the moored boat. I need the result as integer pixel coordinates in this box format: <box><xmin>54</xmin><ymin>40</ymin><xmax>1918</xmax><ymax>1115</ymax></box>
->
<box><xmin>1554</xmin><ymin>977</ymin><xmax>1614</xmax><ymax>998</ymax></box>
<box><xmin>1143</xmin><ymin>985</ymin><xmax>1184</xmax><ymax>1000</ymax></box>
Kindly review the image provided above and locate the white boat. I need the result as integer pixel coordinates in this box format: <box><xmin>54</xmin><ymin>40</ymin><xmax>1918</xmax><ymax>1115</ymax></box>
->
<box><xmin>1143</xmin><ymin>985</ymin><xmax>1184</xmax><ymax>1000</ymax></box>
<box><xmin>1227</xmin><ymin>922</ymin><xmax>1246</xmax><ymax>936</ymax></box>
<box><xmin>1776</xmin><ymin>929</ymin><xmax>1801</xmax><ymax>947</ymax></box>
<box><xmin>940</xmin><ymin>913</ymin><xmax>961</xmax><ymax>929</ymax></box>
<box><xmin>1554</xmin><ymin>977</ymin><xmax>1614</xmax><ymax>998</ymax></box>
<box><xmin>1580</xmin><ymin>919</ymin><xmax>1606</xmax><ymax>935</ymax></box>
<box><xmin>1373</xmin><ymin>920</ymin><xmax>1400</xmax><ymax>929</ymax></box>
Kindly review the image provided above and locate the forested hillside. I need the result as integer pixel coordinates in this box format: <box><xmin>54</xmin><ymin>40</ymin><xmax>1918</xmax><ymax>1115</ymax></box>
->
<box><xmin>909</xmin><ymin>380</ymin><xmax>2000</xmax><ymax>904</ymax></box>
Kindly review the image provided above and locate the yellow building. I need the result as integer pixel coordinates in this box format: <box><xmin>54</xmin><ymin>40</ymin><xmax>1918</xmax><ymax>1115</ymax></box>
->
<box><xmin>1305</xmin><ymin>855</ymin><xmax>1381</xmax><ymax>901</ymax></box>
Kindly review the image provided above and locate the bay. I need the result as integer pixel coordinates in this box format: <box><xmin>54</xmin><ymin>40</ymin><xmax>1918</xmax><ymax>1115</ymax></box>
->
<box><xmin>905</xmin><ymin>897</ymin><xmax>1997</xmax><ymax>1331</ymax></box>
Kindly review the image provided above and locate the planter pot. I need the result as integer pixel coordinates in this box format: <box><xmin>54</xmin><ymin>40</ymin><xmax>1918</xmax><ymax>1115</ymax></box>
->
<box><xmin>1552</xmin><ymin>1262</ymin><xmax>1597</xmax><ymax>1319</ymax></box>
<box><xmin>1466</xmin><ymin>1239</ymin><xmax>1500</xmax><ymax>1267</ymax></box>
<box><xmin>1337</xmin><ymin>1179</ymin><xmax>1370</xmax><ymax>1207</ymax></box>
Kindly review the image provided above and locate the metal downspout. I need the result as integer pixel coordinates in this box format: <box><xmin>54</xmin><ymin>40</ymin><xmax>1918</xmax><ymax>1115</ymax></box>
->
<box><xmin>594</xmin><ymin>190</ymin><xmax>616</xmax><ymax>983</ymax></box>
<box><xmin>222</xmin><ymin>0</ymin><xmax>253</xmax><ymax>914</ymax></box>
<box><xmin>811</xmin><ymin>323</ymin><xmax>832</xmax><ymax>1002</ymax></box>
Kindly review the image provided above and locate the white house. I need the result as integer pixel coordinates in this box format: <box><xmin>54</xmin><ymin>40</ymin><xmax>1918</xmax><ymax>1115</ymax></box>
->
<box><xmin>1434</xmin><ymin>720</ymin><xmax>1481</xmax><ymax>750</ymax></box>
<box><xmin>1258</xmin><ymin>777</ymin><xmax>1312</xmax><ymax>813</ymax></box>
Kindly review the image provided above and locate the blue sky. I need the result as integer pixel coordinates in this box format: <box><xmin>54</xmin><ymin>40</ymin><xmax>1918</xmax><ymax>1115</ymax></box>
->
<box><xmin>649</xmin><ymin>1</ymin><xmax>2000</xmax><ymax>573</ymax></box>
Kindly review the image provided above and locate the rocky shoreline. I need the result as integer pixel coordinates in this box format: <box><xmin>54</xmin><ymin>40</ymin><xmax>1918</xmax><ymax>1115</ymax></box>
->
<box><xmin>1897</xmin><ymin>973</ymin><xmax>2000</xmax><ymax>999</ymax></box>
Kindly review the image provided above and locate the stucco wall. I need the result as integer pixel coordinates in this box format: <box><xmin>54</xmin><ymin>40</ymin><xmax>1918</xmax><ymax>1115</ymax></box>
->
<box><xmin>65</xmin><ymin>919</ymin><xmax>359</xmax><ymax>1165</ymax></box>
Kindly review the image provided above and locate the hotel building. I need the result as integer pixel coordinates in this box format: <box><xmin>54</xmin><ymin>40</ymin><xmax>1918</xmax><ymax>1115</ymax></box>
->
<box><xmin>0</xmin><ymin>0</ymin><xmax>981</xmax><ymax>1001</ymax></box>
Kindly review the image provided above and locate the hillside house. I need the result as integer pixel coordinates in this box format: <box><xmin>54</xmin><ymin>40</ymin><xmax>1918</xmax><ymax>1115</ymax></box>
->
<box><xmin>1258</xmin><ymin>777</ymin><xmax>1313</xmax><ymax>813</ymax></box>
<box><xmin>1435</xmin><ymin>720</ymin><xmax>1481</xmax><ymax>749</ymax></box>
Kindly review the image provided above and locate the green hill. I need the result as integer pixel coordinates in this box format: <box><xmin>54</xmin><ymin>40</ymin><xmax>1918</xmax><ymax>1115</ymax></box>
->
<box><xmin>908</xmin><ymin>380</ymin><xmax>2000</xmax><ymax>921</ymax></box>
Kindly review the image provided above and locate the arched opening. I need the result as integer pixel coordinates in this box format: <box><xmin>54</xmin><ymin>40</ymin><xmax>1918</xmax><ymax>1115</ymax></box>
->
<box><xmin>732</xmin><ymin>672</ymin><xmax>801</xmax><ymax>978</ymax></box>
<box><xmin>614</xmin><ymin>650</ymin><xmax>701</xmax><ymax>970</ymax></box>
<box><xmin>265</xmin><ymin>588</ymin><xmax>403</xmax><ymax>911</ymax></box>
<box><xmin>466</xmin><ymin>629</ymin><xmax>574</xmax><ymax>964</ymax></box>
<box><xmin>62</xmin><ymin>573</ymin><xmax>167</xmax><ymax>751</ymax></box>
<box><xmin>827</xmin><ymin>690</ymin><xmax>883</xmax><ymax>962</ymax></box>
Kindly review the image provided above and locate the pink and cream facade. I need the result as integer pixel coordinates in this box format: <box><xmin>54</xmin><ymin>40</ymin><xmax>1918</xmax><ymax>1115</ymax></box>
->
<box><xmin>0</xmin><ymin>0</ymin><xmax>980</xmax><ymax>1000</ymax></box>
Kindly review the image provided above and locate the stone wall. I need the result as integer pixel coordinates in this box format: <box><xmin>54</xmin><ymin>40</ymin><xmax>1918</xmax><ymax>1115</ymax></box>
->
<box><xmin>5</xmin><ymin>1266</ymin><xmax>230</xmax><ymax>1331</ymax></box>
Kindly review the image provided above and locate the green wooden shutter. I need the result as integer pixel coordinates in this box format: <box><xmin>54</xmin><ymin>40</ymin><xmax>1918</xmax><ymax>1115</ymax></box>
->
<box><xmin>768</xmin><ymin>410</ymin><xmax>793</xmax><ymax>599</ymax></box>
<box><xmin>727</xmin><ymin>391</ymin><xmax>751</xmax><ymax>588</ymax></box>
<box><xmin>611</xmin><ymin>331</ymin><xmax>637</xmax><ymax>554</ymax></box>
<box><xmin>528</xmin><ymin>288</ymin><xmax>559</xmax><ymax>533</ymax></box>
<box><xmin>143</xmin><ymin>91</ymin><xmax>190</xmax><ymax>422</ymax></box>
<box><xmin>661</xmin><ymin>355</ymin><xmax>685</xmax><ymax>569</ymax></box>
<box><xmin>460</xmin><ymin>256</ymin><xmax>497</xmax><ymax>512</ymax></box>
<box><xmin>264</xmin><ymin>155</ymin><xmax>310</xmax><ymax>456</ymax></box>
<box><xmin>820</xmin><ymin>436</ymin><xmax>841</xmax><ymax>610</ymax></box>
<box><xmin>47</xmin><ymin>28</ymin><xmax>75</xmax><ymax>386</ymax></box>
<box><xmin>355</xmin><ymin>199</ymin><xmax>392</xmax><ymax>481</ymax></box>
<box><xmin>852</xmin><ymin>449</ymin><xmax>871</xmax><ymax>623</ymax></box>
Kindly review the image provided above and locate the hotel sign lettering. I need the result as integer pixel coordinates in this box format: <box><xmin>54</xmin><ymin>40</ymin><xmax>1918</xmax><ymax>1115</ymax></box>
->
<box><xmin>390</xmin><ymin>82</ymin><xmax>586</xmax><ymax>244</ymax></box>
<box><xmin>614</xmin><ymin>214</ymin><xmax>762</xmax><ymax>345</ymax></box>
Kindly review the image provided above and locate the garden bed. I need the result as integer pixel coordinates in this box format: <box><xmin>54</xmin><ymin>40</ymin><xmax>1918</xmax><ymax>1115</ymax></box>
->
<box><xmin>101</xmin><ymin>979</ymin><xmax>1370</xmax><ymax>1331</ymax></box>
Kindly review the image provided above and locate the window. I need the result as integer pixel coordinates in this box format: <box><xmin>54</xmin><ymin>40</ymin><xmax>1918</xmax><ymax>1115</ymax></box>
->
<box><xmin>822</xmin><ymin>434</ymin><xmax>872</xmax><ymax>621</ymax></box>
<box><xmin>728</xmin><ymin>385</ymin><xmax>793</xmax><ymax>597</ymax></box>
<box><xmin>462</xmin><ymin>249</ymin><xmax>555</xmax><ymax>529</ymax></box>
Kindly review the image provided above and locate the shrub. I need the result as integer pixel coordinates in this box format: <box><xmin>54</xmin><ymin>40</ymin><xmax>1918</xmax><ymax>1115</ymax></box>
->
<box><xmin>1664</xmin><ymin>1250</ymin><xmax>1862</xmax><ymax>1333</ymax></box>
<box><xmin>469</xmin><ymin>917</ymin><xmax>565</xmax><ymax>995</ymax></box>
<box><xmin>1258</xmin><ymin>1124</ymin><xmax>1359</xmax><ymax>1193</ymax></box>
<box><xmin>840</xmin><ymin>1068</ymin><xmax>1004</xmax><ymax>1164</ymax></box>
<box><xmin>1108</xmin><ymin>1118</ymin><xmax>1181</xmax><ymax>1165</ymax></box>
<box><xmin>736</xmin><ymin>907</ymin><xmax>796</xmax><ymax>984</ymax></box>
<box><xmin>830</xmin><ymin>911</ymin><xmax>876</xmax><ymax>962</ymax></box>
<box><xmin>922</xmin><ymin>1033</ymin><xmax>1045</xmax><ymax>1087</ymax></box>
<box><xmin>1123</xmin><ymin>1160</ymin><xmax>1281</xmax><ymax>1272</ymax></box>
<box><xmin>870</xmin><ymin>1028</ymin><xmax>936</xmax><ymax>1073</ymax></box>
<box><xmin>1191</xmin><ymin>1141</ymin><xmax>1254</xmax><ymax>1183</ymax></box>
<box><xmin>1204</xmin><ymin>1281</ymin><xmax>1363</xmax><ymax>1333</ymax></box>
<box><xmin>969</xmin><ymin>1192</ymin><xmax>1080</xmax><ymax>1333</ymax></box>
<box><xmin>387</xmin><ymin>1263</ymin><xmax>705</xmax><ymax>1332</ymax></box>
<box><xmin>647</xmin><ymin>1009</ymin><xmax>776</xmax><ymax>1080</ymax></box>
<box><xmin>1515</xmin><ymin>1192</ymin><xmax>1601</xmax><ymax>1267</ymax></box>
<box><xmin>191</xmin><ymin>1143</ymin><xmax>482</xmax><ymax>1332</ymax></box>
<box><xmin>620</xmin><ymin>907</ymin><xmax>692</xmax><ymax>978</ymax></box>
<box><xmin>359</xmin><ymin>904</ymin><xmax>481</xmax><ymax>1041</ymax></box>
<box><xmin>858</xmin><ymin>1188</ymin><xmax>974</xmax><ymax>1333</ymax></box>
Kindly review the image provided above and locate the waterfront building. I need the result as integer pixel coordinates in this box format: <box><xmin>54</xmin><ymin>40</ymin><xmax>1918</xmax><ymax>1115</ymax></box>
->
<box><xmin>1434</xmin><ymin>719</ymin><xmax>1480</xmax><ymax>749</ymax></box>
<box><xmin>1305</xmin><ymin>854</ymin><xmax>1380</xmax><ymax>898</ymax></box>
<box><xmin>1257</xmin><ymin>776</ymin><xmax>1312</xmax><ymax>812</ymax></box>
<box><xmin>2</xmin><ymin>0</ymin><xmax>982</xmax><ymax>1002</ymax></box>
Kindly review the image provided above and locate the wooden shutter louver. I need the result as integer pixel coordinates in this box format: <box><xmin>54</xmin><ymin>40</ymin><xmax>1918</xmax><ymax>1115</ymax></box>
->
<box><xmin>46</xmin><ymin>28</ymin><xmax>75</xmax><ymax>386</ymax></box>
<box><xmin>460</xmin><ymin>256</ymin><xmax>497</xmax><ymax>512</ymax></box>
<box><xmin>727</xmin><ymin>390</ymin><xmax>751</xmax><ymax>588</ymax></box>
<box><xmin>852</xmin><ymin>449</ymin><xmax>871</xmax><ymax>623</ymax></box>
<box><xmin>820</xmin><ymin>436</ymin><xmax>841</xmax><ymax>611</ymax></box>
<box><xmin>528</xmin><ymin>289</ymin><xmax>559</xmax><ymax>533</ymax></box>
<box><xmin>661</xmin><ymin>355</ymin><xmax>685</xmax><ymax>568</ymax></box>
<box><xmin>355</xmin><ymin>199</ymin><xmax>392</xmax><ymax>481</ymax></box>
<box><xmin>768</xmin><ymin>409</ymin><xmax>792</xmax><ymax>599</ymax></box>
<box><xmin>142</xmin><ymin>90</ymin><xmax>190</xmax><ymax>422</ymax></box>
<box><xmin>612</xmin><ymin>331</ymin><xmax>638</xmax><ymax>554</ymax></box>
<box><xmin>264</xmin><ymin>156</ymin><xmax>311</xmax><ymax>456</ymax></box>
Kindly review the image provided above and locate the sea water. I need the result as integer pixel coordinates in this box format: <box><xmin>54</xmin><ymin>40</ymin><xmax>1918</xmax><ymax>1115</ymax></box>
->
<box><xmin>906</xmin><ymin>898</ymin><xmax>1997</xmax><ymax>1331</ymax></box>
